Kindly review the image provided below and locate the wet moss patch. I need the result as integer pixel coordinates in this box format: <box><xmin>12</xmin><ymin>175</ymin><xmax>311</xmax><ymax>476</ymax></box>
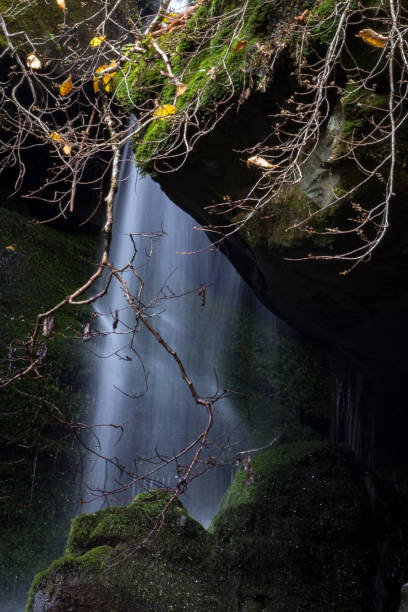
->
<box><xmin>0</xmin><ymin>204</ymin><xmax>97</xmax><ymax>606</ymax></box>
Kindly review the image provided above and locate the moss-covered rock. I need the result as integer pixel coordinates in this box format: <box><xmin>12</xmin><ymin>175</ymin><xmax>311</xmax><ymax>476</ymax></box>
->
<box><xmin>0</xmin><ymin>0</ymin><xmax>121</xmax><ymax>56</ymax></box>
<box><xmin>27</xmin><ymin>491</ymin><xmax>221</xmax><ymax>612</ymax></box>
<box><xmin>29</xmin><ymin>443</ymin><xmax>407</xmax><ymax>611</ymax></box>
<box><xmin>115</xmin><ymin>0</ymin><xmax>310</xmax><ymax>167</ymax></box>
<box><xmin>210</xmin><ymin>441</ymin><xmax>375</xmax><ymax>611</ymax></box>
<box><xmin>0</xmin><ymin>203</ymin><xmax>98</xmax><ymax>607</ymax></box>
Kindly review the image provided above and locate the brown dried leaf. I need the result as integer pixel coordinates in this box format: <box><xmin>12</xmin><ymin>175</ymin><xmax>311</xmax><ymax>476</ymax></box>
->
<box><xmin>42</xmin><ymin>315</ymin><xmax>55</xmax><ymax>338</ymax></box>
<box><xmin>294</xmin><ymin>9</ymin><xmax>309</xmax><ymax>21</ymax></box>
<box><xmin>233</xmin><ymin>40</ymin><xmax>247</xmax><ymax>52</ymax></box>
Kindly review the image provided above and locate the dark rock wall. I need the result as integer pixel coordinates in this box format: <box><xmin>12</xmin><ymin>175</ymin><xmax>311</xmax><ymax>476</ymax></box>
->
<box><xmin>148</xmin><ymin>96</ymin><xmax>408</xmax><ymax>469</ymax></box>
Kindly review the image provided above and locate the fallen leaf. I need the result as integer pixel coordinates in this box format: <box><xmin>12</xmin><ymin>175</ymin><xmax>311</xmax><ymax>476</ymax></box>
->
<box><xmin>176</xmin><ymin>81</ymin><xmax>187</xmax><ymax>96</ymax></box>
<box><xmin>5</xmin><ymin>245</ymin><xmax>15</xmax><ymax>251</ymax></box>
<box><xmin>90</xmin><ymin>35</ymin><xmax>107</xmax><ymax>47</ymax></box>
<box><xmin>247</xmin><ymin>155</ymin><xmax>276</xmax><ymax>169</ymax></box>
<box><xmin>153</xmin><ymin>103</ymin><xmax>176</xmax><ymax>118</ymax></box>
<box><xmin>238</xmin><ymin>87</ymin><xmax>251</xmax><ymax>107</ymax></box>
<box><xmin>356</xmin><ymin>28</ymin><xmax>389</xmax><ymax>48</ymax></box>
<box><xmin>59</xmin><ymin>74</ymin><xmax>73</xmax><ymax>96</ymax></box>
<box><xmin>233</xmin><ymin>40</ymin><xmax>247</xmax><ymax>52</ymax></box>
<box><xmin>56</xmin><ymin>0</ymin><xmax>66</xmax><ymax>11</ymax></box>
<box><xmin>49</xmin><ymin>131</ymin><xmax>71</xmax><ymax>154</ymax></box>
<box><xmin>26</xmin><ymin>53</ymin><xmax>42</xmax><ymax>70</ymax></box>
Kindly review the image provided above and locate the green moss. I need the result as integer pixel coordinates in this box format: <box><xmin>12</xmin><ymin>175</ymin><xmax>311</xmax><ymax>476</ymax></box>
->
<box><xmin>218</xmin><ymin>302</ymin><xmax>330</xmax><ymax>446</ymax></box>
<box><xmin>0</xmin><ymin>0</ymin><xmax>119</xmax><ymax>53</ymax></box>
<box><xmin>0</xmin><ymin>204</ymin><xmax>98</xmax><ymax>606</ymax></box>
<box><xmin>27</xmin><ymin>491</ymin><xmax>220</xmax><ymax>611</ymax></box>
<box><xmin>342</xmin><ymin>86</ymin><xmax>388</xmax><ymax>140</ymax></box>
<box><xmin>28</xmin><ymin>445</ymin><xmax>384</xmax><ymax>610</ymax></box>
<box><xmin>232</xmin><ymin>184</ymin><xmax>338</xmax><ymax>254</ymax></box>
<box><xmin>115</xmin><ymin>0</ymin><xmax>310</xmax><ymax>168</ymax></box>
<box><xmin>210</xmin><ymin>441</ymin><xmax>374</xmax><ymax>610</ymax></box>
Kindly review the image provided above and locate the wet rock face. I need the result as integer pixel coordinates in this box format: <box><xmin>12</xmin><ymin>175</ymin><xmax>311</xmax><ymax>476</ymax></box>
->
<box><xmin>399</xmin><ymin>584</ymin><xmax>408</xmax><ymax>611</ymax></box>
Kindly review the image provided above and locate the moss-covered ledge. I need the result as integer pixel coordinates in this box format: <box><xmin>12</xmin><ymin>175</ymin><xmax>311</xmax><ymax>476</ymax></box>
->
<box><xmin>112</xmin><ymin>0</ymin><xmax>408</xmax><ymax>471</ymax></box>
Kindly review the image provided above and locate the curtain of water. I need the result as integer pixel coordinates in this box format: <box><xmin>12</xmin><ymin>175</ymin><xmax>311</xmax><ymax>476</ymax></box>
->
<box><xmin>85</xmin><ymin>143</ymin><xmax>276</xmax><ymax>526</ymax></box>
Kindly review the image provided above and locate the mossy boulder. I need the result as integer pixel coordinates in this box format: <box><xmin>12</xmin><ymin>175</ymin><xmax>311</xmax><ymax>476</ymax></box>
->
<box><xmin>210</xmin><ymin>441</ymin><xmax>374</xmax><ymax>611</ymax></box>
<box><xmin>28</xmin><ymin>442</ymin><xmax>404</xmax><ymax>611</ymax></box>
<box><xmin>27</xmin><ymin>491</ymin><xmax>221</xmax><ymax>612</ymax></box>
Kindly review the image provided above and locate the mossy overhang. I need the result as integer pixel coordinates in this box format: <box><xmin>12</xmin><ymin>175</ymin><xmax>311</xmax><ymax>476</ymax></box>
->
<box><xmin>112</xmin><ymin>0</ymin><xmax>408</xmax><ymax>467</ymax></box>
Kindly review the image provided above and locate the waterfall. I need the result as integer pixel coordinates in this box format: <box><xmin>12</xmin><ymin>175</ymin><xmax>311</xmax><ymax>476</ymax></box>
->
<box><xmin>85</xmin><ymin>143</ymin><xmax>277</xmax><ymax>527</ymax></box>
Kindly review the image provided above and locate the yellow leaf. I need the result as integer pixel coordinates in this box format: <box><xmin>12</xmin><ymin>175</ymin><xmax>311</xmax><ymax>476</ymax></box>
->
<box><xmin>176</xmin><ymin>81</ymin><xmax>187</xmax><ymax>96</ymax></box>
<box><xmin>95</xmin><ymin>64</ymin><xmax>109</xmax><ymax>72</ymax></box>
<box><xmin>63</xmin><ymin>142</ymin><xmax>72</xmax><ymax>155</ymax></box>
<box><xmin>93</xmin><ymin>63</ymin><xmax>107</xmax><ymax>92</ymax></box>
<box><xmin>94</xmin><ymin>64</ymin><xmax>109</xmax><ymax>93</ymax></box>
<box><xmin>50</xmin><ymin>131</ymin><xmax>63</xmax><ymax>143</ymax></box>
<box><xmin>153</xmin><ymin>104</ymin><xmax>176</xmax><ymax>119</ymax></box>
<box><xmin>5</xmin><ymin>245</ymin><xmax>15</xmax><ymax>251</ymax></box>
<box><xmin>247</xmin><ymin>155</ymin><xmax>276</xmax><ymax>169</ymax></box>
<box><xmin>93</xmin><ymin>63</ymin><xmax>117</xmax><ymax>93</ymax></box>
<box><xmin>103</xmin><ymin>75</ymin><xmax>116</xmax><ymax>92</ymax></box>
<box><xmin>356</xmin><ymin>28</ymin><xmax>389</xmax><ymax>48</ymax></box>
<box><xmin>56</xmin><ymin>0</ymin><xmax>66</xmax><ymax>11</ymax></box>
<box><xmin>90</xmin><ymin>35</ymin><xmax>107</xmax><ymax>47</ymax></box>
<box><xmin>59</xmin><ymin>74</ymin><xmax>73</xmax><ymax>96</ymax></box>
<box><xmin>26</xmin><ymin>53</ymin><xmax>42</xmax><ymax>70</ymax></box>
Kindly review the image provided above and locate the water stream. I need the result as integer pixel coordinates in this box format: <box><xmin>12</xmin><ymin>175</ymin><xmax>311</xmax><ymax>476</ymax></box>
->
<box><xmin>85</xmin><ymin>143</ymin><xmax>277</xmax><ymax>527</ymax></box>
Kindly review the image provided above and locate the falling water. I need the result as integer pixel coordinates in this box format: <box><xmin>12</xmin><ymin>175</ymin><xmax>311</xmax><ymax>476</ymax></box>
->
<box><xmin>85</xmin><ymin>143</ymin><xmax>277</xmax><ymax>526</ymax></box>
